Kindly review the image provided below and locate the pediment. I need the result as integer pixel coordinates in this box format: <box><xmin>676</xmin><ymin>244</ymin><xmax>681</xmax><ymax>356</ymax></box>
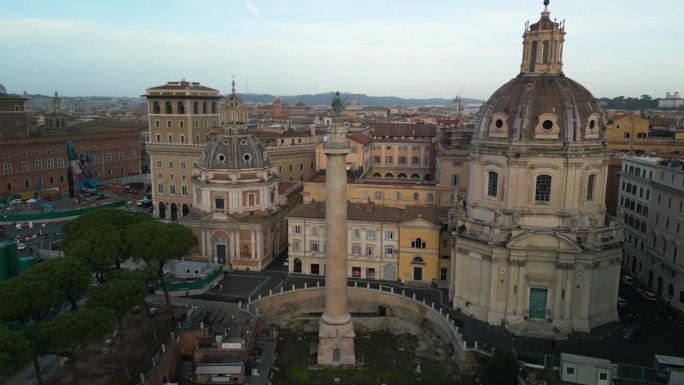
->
<box><xmin>506</xmin><ymin>229</ymin><xmax>582</xmax><ymax>252</ymax></box>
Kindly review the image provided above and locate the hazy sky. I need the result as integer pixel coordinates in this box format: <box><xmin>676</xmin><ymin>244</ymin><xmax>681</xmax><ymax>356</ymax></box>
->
<box><xmin>1</xmin><ymin>0</ymin><xmax>682</xmax><ymax>100</ymax></box>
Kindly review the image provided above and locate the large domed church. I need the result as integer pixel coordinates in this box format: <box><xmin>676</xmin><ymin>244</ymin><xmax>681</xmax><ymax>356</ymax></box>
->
<box><xmin>449</xmin><ymin>1</ymin><xmax>624</xmax><ymax>336</ymax></box>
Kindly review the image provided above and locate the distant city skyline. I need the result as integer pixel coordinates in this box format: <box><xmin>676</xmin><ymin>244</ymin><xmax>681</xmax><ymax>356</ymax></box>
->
<box><xmin>2</xmin><ymin>0</ymin><xmax>682</xmax><ymax>100</ymax></box>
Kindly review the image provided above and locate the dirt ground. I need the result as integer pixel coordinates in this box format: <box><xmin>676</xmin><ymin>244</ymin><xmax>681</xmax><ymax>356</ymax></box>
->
<box><xmin>46</xmin><ymin>308</ymin><xmax>180</xmax><ymax>385</ymax></box>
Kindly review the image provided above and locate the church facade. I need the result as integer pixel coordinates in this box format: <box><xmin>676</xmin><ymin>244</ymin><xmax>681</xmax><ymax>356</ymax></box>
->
<box><xmin>450</xmin><ymin>2</ymin><xmax>623</xmax><ymax>336</ymax></box>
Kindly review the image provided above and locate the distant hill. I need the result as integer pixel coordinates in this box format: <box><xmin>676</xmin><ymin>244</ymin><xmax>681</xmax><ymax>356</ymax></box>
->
<box><xmin>237</xmin><ymin>92</ymin><xmax>482</xmax><ymax>107</ymax></box>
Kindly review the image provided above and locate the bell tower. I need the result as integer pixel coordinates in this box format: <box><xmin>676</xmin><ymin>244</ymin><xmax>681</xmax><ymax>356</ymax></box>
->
<box><xmin>520</xmin><ymin>0</ymin><xmax>565</xmax><ymax>75</ymax></box>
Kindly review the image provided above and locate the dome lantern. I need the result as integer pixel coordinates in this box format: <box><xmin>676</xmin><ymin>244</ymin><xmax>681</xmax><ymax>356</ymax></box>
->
<box><xmin>520</xmin><ymin>0</ymin><xmax>566</xmax><ymax>75</ymax></box>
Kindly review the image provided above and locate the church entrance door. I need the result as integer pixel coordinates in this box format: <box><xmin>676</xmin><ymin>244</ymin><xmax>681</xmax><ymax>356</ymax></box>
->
<box><xmin>413</xmin><ymin>266</ymin><xmax>423</xmax><ymax>281</ymax></box>
<box><xmin>529</xmin><ymin>288</ymin><xmax>548</xmax><ymax>319</ymax></box>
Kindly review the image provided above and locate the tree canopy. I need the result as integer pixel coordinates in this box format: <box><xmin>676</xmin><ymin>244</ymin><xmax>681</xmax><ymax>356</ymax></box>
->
<box><xmin>25</xmin><ymin>257</ymin><xmax>92</xmax><ymax>312</ymax></box>
<box><xmin>0</xmin><ymin>324</ymin><xmax>32</xmax><ymax>377</ymax></box>
<box><xmin>38</xmin><ymin>307</ymin><xmax>115</xmax><ymax>385</ymax></box>
<box><xmin>0</xmin><ymin>275</ymin><xmax>64</xmax><ymax>324</ymax></box>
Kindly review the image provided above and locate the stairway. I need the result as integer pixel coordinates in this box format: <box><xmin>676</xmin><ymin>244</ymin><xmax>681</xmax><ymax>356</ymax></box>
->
<box><xmin>171</xmin><ymin>359</ymin><xmax>194</xmax><ymax>383</ymax></box>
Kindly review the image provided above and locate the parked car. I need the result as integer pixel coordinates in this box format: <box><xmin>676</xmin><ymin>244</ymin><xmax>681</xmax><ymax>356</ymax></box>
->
<box><xmin>621</xmin><ymin>325</ymin><xmax>641</xmax><ymax>341</ymax></box>
<box><xmin>17</xmin><ymin>243</ymin><xmax>27</xmax><ymax>251</ymax></box>
<box><xmin>283</xmin><ymin>260</ymin><xmax>289</xmax><ymax>267</ymax></box>
<box><xmin>95</xmin><ymin>193</ymin><xmax>107</xmax><ymax>200</ymax></box>
<box><xmin>625</xmin><ymin>306</ymin><xmax>640</xmax><ymax>320</ymax></box>
<box><xmin>15</xmin><ymin>221</ymin><xmax>33</xmax><ymax>229</ymax></box>
<box><xmin>657</xmin><ymin>303</ymin><xmax>677</xmax><ymax>321</ymax></box>
<box><xmin>641</xmin><ymin>291</ymin><xmax>657</xmax><ymax>302</ymax></box>
<box><xmin>620</xmin><ymin>275</ymin><xmax>634</xmax><ymax>285</ymax></box>
<box><xmin>632</xmin><ymin>282</ymin><xmax>646</xmax><ymax>294</ymax></box>
<box><xmin>9</xmin><ymin>198</ymin><xmax>23</xmax><ymax>205</ymax></box>
<box><xmin>617</xmin><ymin>297</ymin><xmax>627</xmax><ymax>308</ymax></box>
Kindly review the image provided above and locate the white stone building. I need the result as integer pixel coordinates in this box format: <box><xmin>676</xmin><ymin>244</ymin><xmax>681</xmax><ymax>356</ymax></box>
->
<box><xmin>449</xmin><ymin>2</ymin><xmax>623</xmax><ymax>337</ymax></box>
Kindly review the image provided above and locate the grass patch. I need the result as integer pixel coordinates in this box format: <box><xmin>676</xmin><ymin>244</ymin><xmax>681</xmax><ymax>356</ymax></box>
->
<box><xmin>272</xmin><ymin>330</ymin><xmax>453</xmax><ymax>385</ymax></box>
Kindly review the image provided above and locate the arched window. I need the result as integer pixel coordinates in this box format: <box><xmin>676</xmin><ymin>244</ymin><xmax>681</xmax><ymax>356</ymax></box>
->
<box><xmin>193</xmin><ymin>101</ymin><xmax>199</xmax><ymax>114</ymax></box>
<box><xmin>153</xmin><ymin>101</ymin><xmax>160</xmax><ymax>114</ymax></box>
<box><xmin>248</xmin><ymin>194</ymin><xmax>255</xmax><ymax>206</ymax></box>
<box><xmin>385</xmin><ymin>173</ymin><xmax>394</xmax><ymax>178</ymax></box>
<box><xmin>535</xmin><ymin>174</ymin><xmax>552</xmax><ymax>202</ymax></box>
<box><xmin>202</xmin><ymin>102</ymin><xmax>207</xmax><ymax>114</ymax></box>
<box><xmin>165</xmin><ymin>101</ymin><xmax>172</xmax><ymax>114</ymax></box>
<box><xmin>541</xmin><ymin>40</ymin><xmax>549</xmax><ymax>64</ymax></box>
<box><xmin>587</xmin><ymin>174</ymin><xmax>596</xmax><ymax>201</ymax></box>
<box><xmin>411</xmin><ymin>238</ymin><xmax>426</xmax><ymax>249</ymax></box>
<box><xmin>412</xmin><ymin>256</ymin><xmax>424</xmax><ymax>264</ymax></box>
<box><xmin>211</xmin><ymin>102</ymin><xmax>217</xmax><ymax>114</ymax></box>
<box><xmin>178</xmin><ymin>101</ymin><xmax>185</xmax><ymax>114</ymax></box>
<box><xmin>487</xmin><ymin>171</ymin><xmax>498</xmax><ymax>197</ymax></box>
<box><xmin>529</xmin><ymin>41</ymin><xmax>538</xmax><ymax>72</ymax></box>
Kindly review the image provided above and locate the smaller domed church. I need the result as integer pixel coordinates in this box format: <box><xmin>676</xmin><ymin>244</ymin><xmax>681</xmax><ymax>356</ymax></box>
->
<box><xmin>179</xmin><ymin>83</ymin><xmax>288</xmax><ymax>271</ymax></box>
<box><xmin>449</xmin><ymin>1</ymin><xmax>624</xmax><ymax>337</ymax></box>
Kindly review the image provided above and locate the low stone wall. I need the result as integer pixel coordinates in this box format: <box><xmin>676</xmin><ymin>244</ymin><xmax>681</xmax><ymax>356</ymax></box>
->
<box><xmin>249</xmin><ymin>283</ymin><xmax>476</xmax><ymax>369</ymax></box>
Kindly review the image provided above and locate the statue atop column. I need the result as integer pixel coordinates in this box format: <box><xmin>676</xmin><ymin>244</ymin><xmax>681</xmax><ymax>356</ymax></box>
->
<box><xmin>331</xmin><ymin>91</ymin><xmax>343</xmax><ymax>118</ymax></box>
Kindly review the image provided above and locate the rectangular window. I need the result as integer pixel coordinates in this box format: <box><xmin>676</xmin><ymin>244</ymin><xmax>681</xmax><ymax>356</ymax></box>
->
<box><xmin>168</xmin><ymin>161</ymin><xmax>174</xmax><ymax>169</ymax></box>
<box><xmin>366</xmin><ymin>246</ymin><xmax>374</xmax><ymax>256</ymax></box>
<box><xmin>411</xmin><ymin>156</ymin><xmax>420</xmax><ymax>165</ymax></box>
<box><xmin>427</xmin><ymin>192</ymin><xmax>434</xmax><ymax>202</ymax></box>
<box><xmin>366</xmin><ymin>229</ymin><xmax>376</xmax><ymax>239</ymax></box>
<box><xmin>373</xmin><ymin>156</ymin><xmax>380</xmax><ymax>164</ymax></box>
<box><xmin>395</xmin><ymin>191</ymin><xmax>401</xmax><ymax>200</ymax></box>
<box><xmin>34</xmin><ymin>160</ymin><xmax>42</xmax><ymax>170</ymax></box>
<box><xmin>169</xmin><ymin>184</ymin><xmax>176</xmax><ymax>195</ymax></box>
<box><xmin>587</xmin><ymin>174</ymin><xmax>595</xmax><ymax>201</ymax></box>
<box><xmin>130</xmin><ymin>150</ymin><xmax>137</xmax><ymax>159</ymax></box>
<box><xmin>181</xmin><ymin>185</ymin><xmax>188</xmax><ymax>195</ymax></box>
<box><xmin>352</xmin><ymin>244</ymin><xmax>361</xmax><ymax>255</ymax></box>
<box><xmin>156</xmin><ymin>160</ymin><xmax>162</xmax><ymax>168</ymax></box>
<box><xmin>21</xmin><ymin>161</ymin><xmax>29</xmax><ymax>172</ymax></box>
<box><xmin>291</xmin><ymin>240</ymin><xmax>301</xmax><ymax>252</ymax></box>
<box><xmin>105</xmin><ymin>152</ymin><xmax>112</xmax><ymax>162</ymax></box>
<box><xmin>399</xmin><ymin>156</ymin><xmax>406</xmax><ymax>164</ymax></box>
<box><xmin>487</xmin><ymin>171</ymin><xmax>498</xmax><ymax>197</ymax></box>
<box><xmin>3</xmin><ymin>163</ymin><xmax>11</xmax><ymax>174</ymax></box>
<box><xmin>413</xmin><ymin>192</ymin><xmax>419</xmax><ymax>201</ymax></box>
<box><xmin>385</xmin><ymin>231</ymin><xmax>394</xmax><ymax>240</ymax></box>
<box><xmin>535</xmin><ymin>175</ymin><xmax>552</xmax><ymax>202</ymax></box>
<box><xmin>46</xmin><ymin>159</ymin><xmax>54</xmax><ymax>169</ymax></box>
<box><xmin>57</xmin><ymin>158</ymin><xmax>65</xmax><ymax>167</ymax></box>
<box><xmin>452</xmin><ymin>174</ymin><xmax>460</xmax><ymax>186</ymax></box>
<box><xmin>440</xmin><ymin>268</ymin><xmax>448</xmax><ymax>281</ymax></box>
<box><xmin>353</xmin><ymin>229</ymin><xmax>360</xmax><ymax>238</ymax></box>
<box><xmin>385</xmin><ymin>156</ymin><xmax>393</xmax><ymax>164</ymax></box>
<box><xmin>181</xmin><ymin>162</ymin><xmax>186</xmax><ymax>170</ymax></box>
<box><xmin>385</xmin><ymin>247</ymin><xmax>394</xmax><ymax>257</ymax></box>
<box><xmin>215</xmin><ymin>197</ymin><xmax>225</xmax><ymax>210</ymax></box>
<box><xmin>157</xmin><ymin>184</ymin><xmax>164</xmax><ymax>193</ymax></box>
<box><xmin>118</xmin><ymin>151</ymin><xmax>124</xmax><ymax>160</ymax></box>
<box><xmin>375</xmin><ymin>191</ymin><xmax>382</xmax><ymax>199</ymax></box>
<box><xmin>294</xmin><ymin>225</ymin><xmax>302</xmax><ymax>234</ymax></box>
<box><xmin>311</xmin><ymin>242</ymin><xmax>320</xmax><ymax>252</ymax></box>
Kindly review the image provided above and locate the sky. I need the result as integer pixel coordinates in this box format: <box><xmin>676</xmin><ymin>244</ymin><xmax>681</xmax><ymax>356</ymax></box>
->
<box><xmin>1</xmin><ymin>0</ymin><xmax>682</xmax><ymax>100</ymax></box>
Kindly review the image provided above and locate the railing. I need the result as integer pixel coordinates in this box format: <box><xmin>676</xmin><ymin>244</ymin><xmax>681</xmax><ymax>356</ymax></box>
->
<box><xmin>0</xmin><ymin>200</ymin><xmax>126</xmax><ymax>223</ymax></box>
<box><xmin>244</xmin><ymin>281</ymin><xmax>496</xmax><ymax>362</ymax></box>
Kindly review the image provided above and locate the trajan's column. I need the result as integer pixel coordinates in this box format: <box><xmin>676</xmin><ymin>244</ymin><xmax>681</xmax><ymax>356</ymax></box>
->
<box><xmin>317</xmin><ymin>91</ymin><xmax>355</xmax><ymax>366</ymax></box>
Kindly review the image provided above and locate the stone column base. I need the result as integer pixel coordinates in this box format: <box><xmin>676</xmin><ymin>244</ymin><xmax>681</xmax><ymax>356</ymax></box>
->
<box><xmin>317</xmin><ymin>319</ymin><xmax>356</xmax><ymax>366</ymax></box>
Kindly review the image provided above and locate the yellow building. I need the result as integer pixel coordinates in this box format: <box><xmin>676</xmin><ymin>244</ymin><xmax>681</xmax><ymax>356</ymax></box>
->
<box><xmin>286</xmin><ymin>202</ymin><xmax>446</xmax><ymax>285</ymax></box>
<box><xmin>606</xmin><ymin>113</ymin><xmax>684</xmax><ymax>156</ymax></box>
<box><xmin>368</xmin><ymin>123</ymin><xmax>436</xmax><ymax>181</ymax></box>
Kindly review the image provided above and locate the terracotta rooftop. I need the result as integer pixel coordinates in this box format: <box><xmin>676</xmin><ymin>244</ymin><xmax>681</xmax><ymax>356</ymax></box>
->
<box><xmin>347</xmin><ymin>132</ymin><xmax>371</xmax><ymax>145</ymax></box>
<box><xmin>146</xmin><ymin>81</ymin><xmax>219</xmax><ymax>93</ymax></box>
<box><xmin>372</xmin><ymin>123</ymin><xmax>437</xmax><ymax>138</ymax></box>
<box><xmin>287</xmin><ymin>202</ymin><xmax>444</xmax><ymax>224</ymax></box>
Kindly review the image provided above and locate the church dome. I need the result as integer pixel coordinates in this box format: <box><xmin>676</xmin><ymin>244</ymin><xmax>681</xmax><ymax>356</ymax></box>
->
<box><xmin>474</xmin><ymin>75</ymin><xmax>605</xmax><ymax>143</ymax></box>
<box><xmin>0</xmin><ymin>83</ymin><xmax>6</xmax><ymax>94</ymax></box>
<box><xmin>199</xmin><ymin>133</ymin><xmax>270</xmax><ymax>170</ymax></box>
<box><xmin>473</xmin><ymin>1</ymin><xmax>605</xmax><ymax>145</ymax></box>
